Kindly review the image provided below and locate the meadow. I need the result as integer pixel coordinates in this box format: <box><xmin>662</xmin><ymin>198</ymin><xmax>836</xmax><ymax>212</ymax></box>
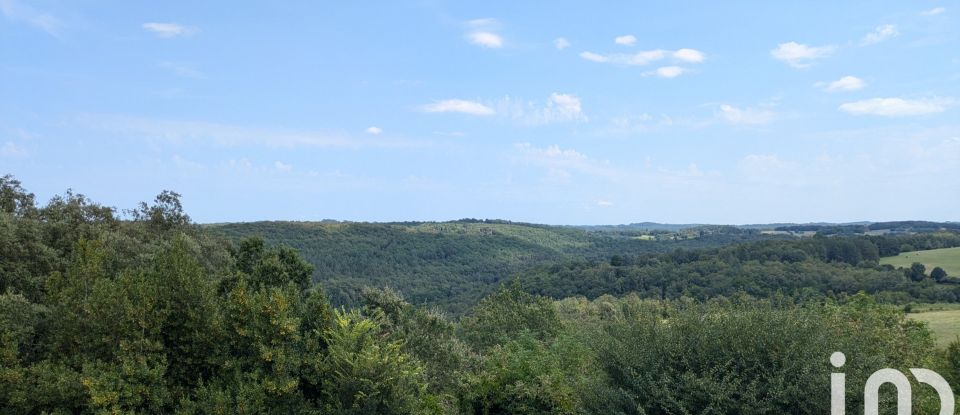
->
<box><xmin>909</xmin><ymin>307</ymin><xmax>960</xmax><ymax>348</ymax></box>
<box><xmin>881</xmin><ymin>246</ymin><xmax>960</xmax><ymax>276</ymax></box>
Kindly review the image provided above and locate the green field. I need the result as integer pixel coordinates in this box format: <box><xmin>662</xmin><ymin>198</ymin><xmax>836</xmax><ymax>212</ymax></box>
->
<box><xmin>880</xmin><ymin>246</ymin><xmax>960</xmax><ymax>276</ymax></box>
<box><xmin>909</xmin><ymin>308</ymin><xmax>960</xmax><ymax>348</ymax></box>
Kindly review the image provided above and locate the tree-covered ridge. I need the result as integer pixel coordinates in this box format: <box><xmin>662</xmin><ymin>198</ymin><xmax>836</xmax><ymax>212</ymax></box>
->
<box><xmin>207</xmin><ymin>221</ymin><xmax>783</xmax><ymax>313</ymax></box>
<box><xmin>209</xmin><ymin>218</ymin><xmax>960</xmax><ymax>313</ymax></box>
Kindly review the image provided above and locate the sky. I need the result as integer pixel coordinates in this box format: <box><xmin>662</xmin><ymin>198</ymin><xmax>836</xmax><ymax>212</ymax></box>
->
<box><xmin>1</xmin><ymin>1</ymin><xmax>958</xmax><ymax>225</ymax></box>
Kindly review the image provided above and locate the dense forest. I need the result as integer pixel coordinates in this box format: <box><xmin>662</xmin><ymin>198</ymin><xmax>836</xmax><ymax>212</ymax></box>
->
<box><xmin>208</xmin><ymin>221</ymin><xmax>785</xmax><ymax>313</ymax></box>
<box><xmin>3</xmin><ymin>174</ymin><xmax>960</xmax><ymax>414</ymax></box>
<box><xmin>211</xmin><ymin>220</ymin><xmax>960</xmax><ymax>314</ymax></box>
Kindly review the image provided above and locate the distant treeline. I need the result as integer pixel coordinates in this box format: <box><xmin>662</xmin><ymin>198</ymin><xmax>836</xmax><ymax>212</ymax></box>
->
<box><xmin>775</xmin><ymin>221</ymin><xmax>960</xmax><ymax>234</ymax></box>
<box><xmin>523</xmin><ymin>232</ymin><xmax>960</xmax><ymax>304</ymax></box>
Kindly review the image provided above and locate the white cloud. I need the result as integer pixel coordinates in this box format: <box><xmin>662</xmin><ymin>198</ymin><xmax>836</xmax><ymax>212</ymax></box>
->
<box><xmin>142</xmin><ymin>22</ymin><xmax>196</xmax><ymax>38</ymax></box>
<box><xmin>420</xmin><ymin>99</ymin><xmax>495</xmax><ymax>116</ymax></box>
<box><xmin>673</xmin><ymin>48</ymin><xmax>705</xmax><ymax>63</ymax></box>
<box><xmin>464</xmin><ymin>18</ymin><xmax>503</xmax><ymax>49</ymax></box>
<box><xmin>75</xmin><ymin>114</ymin><xmax>431</xmax><ymax>149</ymax></box>
<box><xmin>468</xmin><ymin>31</ymin><xmax>503</xmax><ymax>48</ymax></box>
<box><xmin>644</xmin><ymin>66</ymin><xmax>686</xmax><ymax>78</ymax></box>
<box><xmin>465</xmin><ymin>18</ymin><xmax>499</xmax><ymax>28</ymax></box>
<box><xmin>492</xmin><ymin>93</ymin><xmax>587</xmax><ymax>125</ymax></box>
<box><xmin>554</xmin><ymin>37</ymin><xmax>570</xmax><ymax>50</ymax></box>
<box><xmin>838</xmin><ymin>98</ymin><xmax>952</xmax><ymax>117</ymax></box>
<box><xmin>423</xmin><ymin>94</ymin><xmax>586</xmax><ymax>124</ymax></box>
<box><xmin>921</xmin><ymin>7</ymin><xmax>946</xmax><ymax>16</ymax></box>
<box><xmin>861</xmin><ymin>24</ymin><xmax>899</xmax><ymax>46</ymax></box>
<box><xmin>365</xmin><ymin>126</ymin><xmax>383</xmax><ymax>135</ymax></box>
<box><xmin>770</xmin><ymin>42</ymin><xmax>835</xmax><ymax>68</ymax></box>
<box><xmin>513</xmin><ymin>143</ymin><xmax>615</xmax><ymax>178</ymax></box>
<box><xmin>579</xmin><ymin>48</ymin><xmax>703</xmax><ymax>67</ymax></box>
<box><xmin>0</xmin><ymin>0</ymin><xmax>62</xmax><ymax>36</ymax></box>
<box><xmin>821</xmin><ymin>76</ymin><xmax>866</xmax><ymax>92</ymax></box>
<box><xmin>614</xmin><ymin>35</ymin><xmax>637</xmax><ymax>46</ymax></box>
<box><xmin>718</xmin><ymin>104</ymin><xmax>776</xmax><ymax>125</ymax></box>
<box><xmin>160</xmin><ymin>62</ymin><xmax>205</xmax><ymax>79</ymax></box>
<box><xmin>542</xmin><ymin>93</ymin><xmax>585</xmax><ymax>123</ymax></box>
<box><xmin>606</xmin><ymin>113</ymin><xmax>674</xmax><ymax>134</ymax></box>
<box><xmin>0</xmin><ymin>141</ymin><xmax>27</xmax><ymax>157</ymax></box>
<box><xmin>596</xmin><ymin>200</ymin><xmax>614</xmax><ymax>207</ymax></box>
<box><xmin>579</xmin><ymin>51</ymin><xmax>609</xmax><ymax>62</ymax></box>
<box><xmin>275</xmin><ymin>161</ymin><xmax>293</xmax><ymax>172</ymax></box>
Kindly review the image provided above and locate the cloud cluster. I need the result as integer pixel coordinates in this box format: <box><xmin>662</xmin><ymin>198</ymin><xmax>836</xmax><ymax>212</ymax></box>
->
<box><xmin>554</xmin><ymin>37</ymin><xmax>570</xmax><ymax>50</ymax></box>
<box><xmin>421</xmin><ymin>93</ymin><xmax>587</xmax><ymax>125</ymax></box>
<box><xmin>580</xmin><ymin>47</ymin><xmax>705</xmax><ymax>78</ymax></box>
<box><xmin>513</xmin><ymin>143</ymin><xmax>615</xmax><ymax>181</ymax></box>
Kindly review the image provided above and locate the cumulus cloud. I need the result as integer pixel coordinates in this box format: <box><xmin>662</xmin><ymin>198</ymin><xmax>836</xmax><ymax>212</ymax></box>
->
<box><xmin>596</xmin><ymin>200</ymin><xmax>614</xmax><ymax>207</ymax></box>
<box><xmin>717</xmin><ymin>104</ymin><xmax>776</xmax><ymax>125</ymax></box>
<box><xmin>464</xmin><ymin>18</ymin><xmax>503</xmax><ymax>48</ymax></box>
<box><xmin>770</xmin><ymin>42</ymin><xmax>835</xmax><ymax>68</ymax></box>
<box><xmin>579</xmin><ymin>48</ymin><xmax>704</xmax><ymax>67</ymax></box>
<box><xmin>420</xmin><ymin>99</ymin><xmax>495</xmax><ymax>116</ymax></box>
<box><xmin>839</xmin><ymin>98</ymin><xmax>952</xmax><ymax>117</ymax></box>
<box><xmin>365</xmin><ymin>126</ymin><xmax>383</xmax><ymax>135</ymax></box>
<box><xmin>820</xmin><ymin>76</ymin><xmax>866</xmax><ymax>92</ymax></box>
<box><xmin>861</xmin><ymin>24</ymin><xmax>899</xmax><ymax>45</ymax></box>
<box><xmin>468</xmin><ymin>31</ymin><xmax>503</xmax><ymax>48</ymax></box>
<box><xmin>142</xmin><ymin>22</ymin><xmax>196</xmax><ymax>38</ymax></box>
<box><xmin>921</xmin><ymin>7</ymin><xmax>946</xmax><ymax>16</ymax></box>
<box><xmin>274</xmin><ymin>161</ymin><xmax>293</xmax><ymax>172</ymax></box>
<box><xmin>644</xmin><ymin>66</ymin><xmax>686</xmax><ymax>78</ymax></box>
<box><xmin>674</xmin><ymin>48</ymin><xmax>705</xmax><ymax>63</ymax></box>
<box><xmin>614</xmin><ymin>35</ymin><xmax>637</xmax><ymax>46</ymax></box>
<box><xmin>554</xmin><ymin>37</ymin><xmax>570</xmax><ymax>50</ymax></box>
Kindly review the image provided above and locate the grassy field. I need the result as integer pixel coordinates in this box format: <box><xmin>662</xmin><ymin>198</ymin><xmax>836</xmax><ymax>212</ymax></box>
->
<box><xmin>909</xmin><ymin>308</ymin><xmax>960</xmax><ymax>348</ymax></box>
<box><xmin>880</xmin><ymin>246</ymin><xmax>960</xmax><ymax>276</ymax></box>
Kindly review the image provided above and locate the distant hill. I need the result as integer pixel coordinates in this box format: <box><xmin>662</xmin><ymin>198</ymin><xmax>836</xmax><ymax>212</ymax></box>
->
<box><xmin>207</xmin><ymin>220</ymin><xmax>778</xmax><ymax>314</ymax></box>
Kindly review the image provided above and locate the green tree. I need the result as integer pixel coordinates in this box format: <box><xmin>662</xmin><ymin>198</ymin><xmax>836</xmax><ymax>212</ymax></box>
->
<box><xmin>931</xmin><ymin>266</ymin><xmax>948</xmax><ymax>283</ymax></box>
<box><xmin>460</xmin><ymin>281</ymin><xmax>562</xmax><ymax>350</ymax></box>
<box><xmin>909</xmin><ymin>262</ymin><xmax>927</xmax><ymax>281</ymax></box>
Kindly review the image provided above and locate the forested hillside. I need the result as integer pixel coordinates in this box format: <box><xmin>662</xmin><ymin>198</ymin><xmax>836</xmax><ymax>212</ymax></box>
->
<box><xmin>208</xmin><ymin>221</ymin><xmax>780</xmax><ymax>313</ymax></box>
<box><xmin>210</xmin><ymin>220</ymin><xmax>960</xmax><ymax>314</ymax></box>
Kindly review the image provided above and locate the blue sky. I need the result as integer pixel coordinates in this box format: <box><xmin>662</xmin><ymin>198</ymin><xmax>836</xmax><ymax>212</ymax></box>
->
<box><xmin>1</xmin><ymin>1</ymin><xmax>958</xmax><ymax>224</ymax></box>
